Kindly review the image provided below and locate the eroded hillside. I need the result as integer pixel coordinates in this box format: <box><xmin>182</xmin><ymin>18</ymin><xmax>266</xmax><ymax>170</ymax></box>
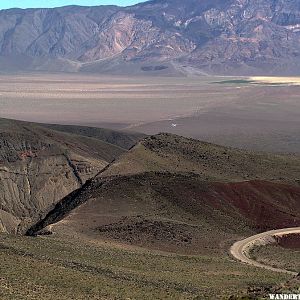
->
<box><xmin>1</xmin><ymin>0</ymin><xmax>300</xmax><ymax>74</ymax></box>
<box><xmin>0</xmin><ymin>118</ymin><xmax>140</xmax><ymax>233</ymax></box>
<box><xmin>1</xmin><ymin>130</ymin><xmax>299</xmax><ymax>299</ymax></box>
<box><xmin>27</xmin><ymin>133</ymin><xmax>300</xmax><ymax>255</ymax></box>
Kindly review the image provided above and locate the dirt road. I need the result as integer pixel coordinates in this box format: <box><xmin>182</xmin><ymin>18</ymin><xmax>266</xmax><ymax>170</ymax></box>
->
<box><xmin>230</xmin><ymin>227</ymin><xmax>300</xmax><ymax>275</ymax></box>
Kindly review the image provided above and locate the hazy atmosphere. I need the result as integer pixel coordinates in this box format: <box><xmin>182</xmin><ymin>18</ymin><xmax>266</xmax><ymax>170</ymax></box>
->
<box><xmin>0</xmin><ymin>0</ymin><xmax>300</xmax><ymax>299</ymax></box>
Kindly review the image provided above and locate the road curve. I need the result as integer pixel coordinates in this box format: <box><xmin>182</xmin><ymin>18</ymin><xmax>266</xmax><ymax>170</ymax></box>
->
<box><xmin>230</xmin><ymin>227</ymin><xmax>300</xmax><ymax>275</ymax></box>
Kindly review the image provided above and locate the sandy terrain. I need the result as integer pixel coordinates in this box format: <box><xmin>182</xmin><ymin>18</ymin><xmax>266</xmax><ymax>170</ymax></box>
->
<box><xmin>250</xmin><ymin>76</ymin><xmax>300</xmax><ymax>85</ymax></box>
<box><xmin>0</xmin><ymin>73</ymin><xmax>230</xmax><ymax>125</ymax></box>
<box><xmin>1</xmin><ymin>73</ymin><xmax>300</xmax><ymax>152</ymax></box>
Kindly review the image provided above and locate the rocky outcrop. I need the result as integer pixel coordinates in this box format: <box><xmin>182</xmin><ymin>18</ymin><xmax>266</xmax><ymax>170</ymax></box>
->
<box><xmin>25</xmin><ymin>134</ymin><xmax>300</xmax><ymax>240</ymax></box>
<box><xmin>0</xmin><ymin>151</ymin><xmax>100</xmax><ymax>233</ymax></box>
<box><xmin>0</xmin><ymin>118</ymin><xmax>129</xmax><ymax>234</ymax></box>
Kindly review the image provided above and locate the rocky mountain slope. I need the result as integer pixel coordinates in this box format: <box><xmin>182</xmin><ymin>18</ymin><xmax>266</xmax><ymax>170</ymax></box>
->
<box><xmin>0</xmin><ymin>118</ymin><xmax>142</xmax><ymax>234</ymax></box>
<box><xmin>1</xmin><ymin>0</ymin><xmax>300</xmax><ymax>75</ymax></box>
<box><xmin>27</xmin><ymin>133</ymin><xmax>300</xmax><ymax>255</ymax></box>
<box><xmin>41</xmin><ymin>123</ymin><xmax>145</xmax><ymax>150</ymax></box>
<box><xmin>1</xmin><ymin>129</ymin><xmax>298</xmax><ymax>299</ymax></box>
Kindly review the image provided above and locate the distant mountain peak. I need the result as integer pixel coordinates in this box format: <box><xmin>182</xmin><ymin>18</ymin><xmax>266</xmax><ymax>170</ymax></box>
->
<box><xmin>1</xmin><ymin>0</ymin><xmax>300</xmax><ymax>75</ymax></box>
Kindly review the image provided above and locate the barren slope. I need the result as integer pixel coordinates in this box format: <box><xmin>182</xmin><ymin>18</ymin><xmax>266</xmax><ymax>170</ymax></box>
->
<box><xmin>41</xmin><ymin>123</ymin><xmax>145</xmax><ymax>150</ymax></box>
<box><xmin>103</xmin><ymin>133</ymin><xmax>300</xmax><ymax>185</ymax></box>
<box><xmin>1</xmin><ymin>0</ymin><xmax>300</xmax><ymax>75</ymax></box>
<box><xmin>0</xmin><ymin>118</ymin><xmax>136</xmax><ymax>233</ymax></box>
<box><xmin>29</xmin><ymin>134</ymin><xmax>300</xmax><ymax>255</ymax></box>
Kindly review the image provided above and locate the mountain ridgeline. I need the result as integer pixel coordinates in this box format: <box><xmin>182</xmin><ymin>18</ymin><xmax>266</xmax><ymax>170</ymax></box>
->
<box><xmin>0</xmin><ymin>118</ymin><xmax>143</xmax><ymax>234</ymax></box>
<box><xmin>26</xmin><ymin>133</ymin><xmax>300</xmax><ymax>256</ymax></box>
<box><xmin>1</xmin><ymin>0</ymin><xmax>300</xmax><ymax>75</ymax></box>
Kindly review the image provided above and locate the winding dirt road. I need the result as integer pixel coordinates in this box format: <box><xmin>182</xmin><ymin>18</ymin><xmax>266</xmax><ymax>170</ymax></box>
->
<box><xmin>230</xmin><ymin>227</ymin><xmax>300</xmax><ymax>275</ymax></box>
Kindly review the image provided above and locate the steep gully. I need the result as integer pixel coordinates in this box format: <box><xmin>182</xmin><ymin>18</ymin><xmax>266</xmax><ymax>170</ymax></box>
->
<box><xmin>25</xmin><ymin>159</ymin><xmax>116</xmax><ymax>236</ymax></box>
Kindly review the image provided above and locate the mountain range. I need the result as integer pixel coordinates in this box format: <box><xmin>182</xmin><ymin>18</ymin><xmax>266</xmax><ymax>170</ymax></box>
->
<box><xmin>1</xmin><ymin>0</ymin><xmax>300</xmax><ymax>75</ymax></box>
<box><xmin>1</xmin><ymin>1</ymin><xmax>300</xmax><ymax>298</ymax></box>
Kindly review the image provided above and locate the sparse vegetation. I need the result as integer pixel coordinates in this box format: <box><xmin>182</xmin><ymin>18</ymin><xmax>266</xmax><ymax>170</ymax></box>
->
<box><xmin>21</xmin><ymin>134</ymin><xmax>300</xmax><ymax>299</ymax></box>
<box><xmin>104</xmin><ymin>133</ymin><xmax>300</xmax><ymax>186</ymax></box>
<box><xmin>1</xmin><ymin>1</ymin><xmax>300</xmax><ymax>299</ymax></box>
<box><xmin>0</xmin><ymin>85</ymin><xmax>299</xmax><ymax>299</ymax></box>
<box><xmin>214</xmin><ymin>79</ymin><xmax>291</xmax><ymax>86</ymax></box>
<box><xmin>0</xmin><ymin>233</ymin><xmax>288</xmax><ymax>300</ymax></box>
<box><xmin>214</xmin><ymin>79</ymin><xmax>255</xmax><ymax>85</ymax></box>
<box><xmin>250</xmin><ymin>244</ymin><xmax>300</xmax><ymax>273</ymax></box>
